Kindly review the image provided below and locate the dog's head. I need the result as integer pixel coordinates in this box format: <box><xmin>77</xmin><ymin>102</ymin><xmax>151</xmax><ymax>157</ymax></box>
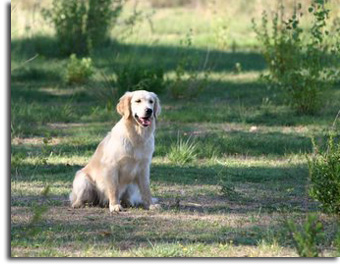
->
<box><xmin>116</xmin><ymin>90</ymin><xmax>161</xmax><ymax>127</ymax></box>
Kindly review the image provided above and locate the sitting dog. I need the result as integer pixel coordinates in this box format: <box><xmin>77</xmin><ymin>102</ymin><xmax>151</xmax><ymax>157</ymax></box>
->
<box><xmin>70</xmin><ymin>90</ymin><xmax>161</xmax><ymax>212</ymax></box>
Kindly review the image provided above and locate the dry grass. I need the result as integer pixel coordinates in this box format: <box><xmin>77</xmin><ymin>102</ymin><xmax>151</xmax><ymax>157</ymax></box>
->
<box><xmin>11</xmin><ymin>195</ymin><xmax>337</xmax><ymax>257</ymax></box>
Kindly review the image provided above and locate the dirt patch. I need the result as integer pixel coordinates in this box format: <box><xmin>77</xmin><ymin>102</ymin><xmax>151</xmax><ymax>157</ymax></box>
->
<box><xmin>12</xmin><ymin>137</ymin><xmax>63</xmax><ymax>146</ymax></box>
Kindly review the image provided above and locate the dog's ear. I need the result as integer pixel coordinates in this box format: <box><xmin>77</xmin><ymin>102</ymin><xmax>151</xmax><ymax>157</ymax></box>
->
<box><xmin>116</xmin><ymin>92</ymin><xmax>132</xmax><ymax>119</ymax></box>
<box><xmin>152</xmin><ymin>93</ymin><xmax>161</xmax><ymax>119</ymax></box>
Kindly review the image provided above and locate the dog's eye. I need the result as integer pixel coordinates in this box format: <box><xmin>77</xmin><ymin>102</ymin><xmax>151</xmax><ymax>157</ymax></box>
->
<box><xmin>149</xmin><ymin>100</ymin><xmax>154</xmax><ymax>104</ymax></box>
<box><xmin>135</xmin><ymin>99</ymin><xmax>141</xmax><ymax>103</ymax></box>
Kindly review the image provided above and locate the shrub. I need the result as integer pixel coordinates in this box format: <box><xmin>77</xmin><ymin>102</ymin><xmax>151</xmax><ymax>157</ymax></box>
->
<box><xmin>308</xmin><ymin>133</ymin><xmax>340</xmax><ymax>214</ymax></box>
<box><xmin>86</xmin><ymin>0</ymin><xmax>122</xmax><ymax>49</ymax></box>
<box><xmin>43</xmin><ymin>0</ymin><xmax>122</xmax><ymax>56</ymax></box>
<box><xmin>252</xmin><ymin>1</ymin><xmax>340</xmax><ymax>114</ymax></box>
<box><xmin>287</xmin><ymin>214</ymin><xmax>324</xmax><ymax>257</ymax></box>
<box><xmin>42</xmin><ymin>0</ymin><xmax>88</xmax><ymax>55</ymax></box>
<box><xmin>167</xmin><ymin>134</ymin><xmax>197</xmax><ymax>166</ymax></box>
<box><xmin>115</xmin><ymin>65</ymin><xmax>165</xmax><ymax>94</ymax></box>
<box><xmin>66</xmin><ymin>54</ymin><xmax>94</xmax><ymax>84</ymax></box>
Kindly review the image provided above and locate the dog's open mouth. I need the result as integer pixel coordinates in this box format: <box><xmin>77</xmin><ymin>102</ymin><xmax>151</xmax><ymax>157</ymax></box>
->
<box><xmin>135</xmin><ymin>114</ymin><xmax>152</xmax><ymax>127</ymax></box>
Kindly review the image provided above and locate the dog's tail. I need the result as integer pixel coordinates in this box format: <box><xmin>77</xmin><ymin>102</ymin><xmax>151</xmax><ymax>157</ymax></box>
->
<box><xmin>69</xmin><ymin>170</ymin><xmax>83</xmax><ymax>206</ymax></box>
<box><xmin>69</xmin><ymin>191</ymin><xmax>77</xmax><ymax>205</ymax></box>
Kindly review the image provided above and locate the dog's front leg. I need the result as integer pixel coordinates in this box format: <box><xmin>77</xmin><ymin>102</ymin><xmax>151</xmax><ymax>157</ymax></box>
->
<box><xmin>103</xmin><ymin>168</ymin><xmax>123</xmax><ymax>213</ymax></box>
<box><xmin>136</xmin><ymin>166</ymin><xmax>156</xmax><ymax>210</ymax></box>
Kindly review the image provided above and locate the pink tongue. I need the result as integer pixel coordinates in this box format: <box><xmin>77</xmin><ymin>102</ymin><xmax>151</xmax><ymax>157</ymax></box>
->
<box><xmin>141</xmin><ymin>118</ymin><xmax>151</xmax><ymax>126</ymax></box>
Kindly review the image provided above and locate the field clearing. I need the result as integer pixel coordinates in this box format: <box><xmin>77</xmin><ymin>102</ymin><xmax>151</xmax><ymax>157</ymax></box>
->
<box><xmin>10</xmin><ymin>0</ymin><xmax>340</xmax><ymax>257</ymax></box>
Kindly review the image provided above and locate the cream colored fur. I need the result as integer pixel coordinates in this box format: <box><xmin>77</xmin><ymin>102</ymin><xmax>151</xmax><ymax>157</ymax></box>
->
<box><xmin>69</xmin><ymin>90</ymin><xmax>161</xmax><ymax>212</ymax></box>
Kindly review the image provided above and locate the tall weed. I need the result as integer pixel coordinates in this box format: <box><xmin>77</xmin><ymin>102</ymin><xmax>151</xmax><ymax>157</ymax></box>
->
<box><xmin>287</xmin><ymin>214</ymin><xmax>324</xmax><ymax>257</ymax></box>
<box><xmin>253</xmin><ymin>1</ymin><xmax>340</xmax><ymax>114</ymax></box>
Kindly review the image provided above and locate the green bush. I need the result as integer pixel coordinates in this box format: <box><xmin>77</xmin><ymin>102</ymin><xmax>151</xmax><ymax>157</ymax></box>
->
<box><xmin>86</xmin><ymin>0</ymin><xmax>122</xmax><ymax>49</ymax></box>
<box><xmin>43</xmin><ymin>0</ymin><xmax>122</xmax><ymax>56</ymax></box>
<box><xmin>66</xmin><ymin>54</ymin><xmax>94</xmax><ymax>84</ymax></box>
<box><xmin>308</xmin><ymin>134</ymin><xmax>340</xmax><ymax>214</ymax></box>
<box><xmin>252</xmin><ymin>1</ymin><xmax>340</xmax><ymax>114</ymax></box>
<box><xmin>115</xmin><ymin>65</ymin><xmax>165</xmax><ymax>94</ymax></box>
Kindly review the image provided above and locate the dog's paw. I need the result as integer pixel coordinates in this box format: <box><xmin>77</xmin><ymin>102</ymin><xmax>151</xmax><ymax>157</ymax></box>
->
<box><xmin>109</xmin><ymin>204</ymin><xmax>123</xmax><ymax>213</ymax></box>
<box><xmin>149</xmin><ymin>204</ymin><xmax>162</xmax><ymax>211</ymax></box>
<box><xmin>71</xmin><ymin>200</ymin><xmax>84</xmax><ymax>208</ymax></box>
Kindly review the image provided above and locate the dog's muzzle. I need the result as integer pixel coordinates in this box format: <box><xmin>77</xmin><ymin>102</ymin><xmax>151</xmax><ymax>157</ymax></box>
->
<box><xmin>135</xmin><ymin>114</ymin><xmax>152</xmax><ymax>127</ymax></box>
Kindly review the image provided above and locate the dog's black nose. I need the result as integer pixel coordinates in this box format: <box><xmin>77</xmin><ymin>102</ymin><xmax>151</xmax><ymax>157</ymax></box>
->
<box><xmin>145</xmin><ymin>108</ymin><xmax>153</xmax><ymax>115</ymax></box>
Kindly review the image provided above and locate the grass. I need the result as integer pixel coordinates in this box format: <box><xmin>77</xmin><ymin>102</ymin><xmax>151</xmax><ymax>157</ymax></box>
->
<box><xmin>10</xmin><ymin>0</ymin><xmax>340</xmax><ymax>258</ymax></box>
<box><xmin>167</xmin><ymin>134</ymin><xmax>198</xmax><ymax>165</ymax></box>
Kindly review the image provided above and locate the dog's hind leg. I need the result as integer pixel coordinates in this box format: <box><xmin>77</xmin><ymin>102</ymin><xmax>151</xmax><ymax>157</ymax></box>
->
<box><xmin>121</xmin><ymin>184</ymin><xmax>159</xmax><ymax>208</ymax></box>
<box><xmin>121</xmin><ymin>184</ymin><xmax>141</xmax><ymax>208</ymax></box>
<box><xmin>70</xmin><ymin>170</ymin><xmax>95</xmax><ymax>208</ymax></box>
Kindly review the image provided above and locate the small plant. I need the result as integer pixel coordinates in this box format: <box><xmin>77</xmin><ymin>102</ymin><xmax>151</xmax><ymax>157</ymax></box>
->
<box><xmin>216</xmin><ymin>167</ymin><xmax>242</xmax><ymax>200</ymax></box>
<box><xmin>218</xmin><ymin>181</ymin><xmax>241</xmax><ymax>200</ymax></box>
<box><xmin>287</xmin><ymin>214</ymin><xmax>324</xmax><ymax>257</ymax></box>
<box><xmin>167</xmin><ymin>134</ymin><xmax>197</xmax><ymax>166</ymax></box>
<box><xmin>66</xmin><ymin>54</ymin><xmax>94</xmax><ymax>84</ymax></box>
<box><xmin>40</xmin><ymin>134</ymin><xmax>53</xmax><ymax>165</ymax></box>
<box><xmin>308</xmin><ymin>132</ymin><xmax>340</xmax><ymax>215</ymax></box>
<box><xmin>233</xmin><ymin>62</ymin><xmax>242</xmax><ymax>74</ymax></box>
<box><xmin>24</xmin><ymin>185</ymin><xmax>51</xmax><ymax>237</ymax></box>
<box><xmin>252</xmin><ymin>1</ymin><xmax>340</xmax><ymax>114</ymax></box>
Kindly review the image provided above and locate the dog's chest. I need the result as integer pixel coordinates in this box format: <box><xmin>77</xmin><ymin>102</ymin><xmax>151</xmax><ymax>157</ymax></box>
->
<box><xmin>123</xmin><ymin>139</ymin><xmax>152</xmax><ymax>160</ymax></box>
<box><xmin>119</xmin><ymin>160</ymin><xmax>141</xmax><ymax>182</ymax></box>
<box><xmin>118</xmin><ymin>144</ymin><xmax>151</xmax><ymax>182</ymax></box>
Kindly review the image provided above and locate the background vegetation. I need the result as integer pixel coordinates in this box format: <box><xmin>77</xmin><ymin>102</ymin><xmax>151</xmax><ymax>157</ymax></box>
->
<box><xmin>11</xmin><ymin>0</ymin><xmax>340</xmax><ymax>257</ymax></box>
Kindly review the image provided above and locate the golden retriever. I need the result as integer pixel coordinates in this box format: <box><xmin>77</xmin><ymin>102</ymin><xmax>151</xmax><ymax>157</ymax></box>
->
<box><xmin>70</xmin><ymin>90</ymin><xmax>161</xmax><ymax>212</ymax></box>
